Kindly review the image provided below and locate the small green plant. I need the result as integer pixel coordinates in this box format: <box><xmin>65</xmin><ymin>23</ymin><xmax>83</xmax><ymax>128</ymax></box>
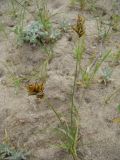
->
<box><xmin>102</xmin><ymin>67</ymin><xmax>112</xmax><ymax>81</ymax></box>
<box><xmin>0</xmin><ymin>144</ymin><xmax>27</xmax><ymax>160</ymax></box>
<box><xmin>78</xmin><ymin>50</ymin><xmax>111</xmax><ymax>88</ymax></box>
<box><xmin>99</xmin><ymin>67</ymin><xmax>112</xmax><ymax>85</ymax></box>
<box><xmin>59</xmin><ymin>19</ymin><xmax>71</xmax><ymax>33</ymax></box>
<box><xmin>22</xmin><ymin>21</ymin><xmax>60</xmax><ymax>45</ymax></box>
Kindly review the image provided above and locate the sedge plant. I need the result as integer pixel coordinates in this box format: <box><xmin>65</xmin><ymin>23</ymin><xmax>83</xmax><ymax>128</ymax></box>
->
<box><xmin>47</xmin><ymin>38</ymin><xmax>84</xmax><ymax>160</ymax></box>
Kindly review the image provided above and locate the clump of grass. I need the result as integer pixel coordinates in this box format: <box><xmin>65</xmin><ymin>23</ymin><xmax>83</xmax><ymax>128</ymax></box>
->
<box><xmin>57</xmin><ymin>116</ymin><xmax>79</xmax><ymax>160</ymax></box>
<box><xmin>77</xmin><ymin>48</ymin><xmax>111</xmax><ymax>88</ymax></box>
<box><xmin>35</xmin><ymin>0</ymin><xmax>51</xmax><ymax>31</ymax></box>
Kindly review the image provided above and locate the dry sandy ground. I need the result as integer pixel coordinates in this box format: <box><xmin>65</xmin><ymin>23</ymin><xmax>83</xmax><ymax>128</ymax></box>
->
<box><xmin>0</xmin><ymin>0</ymin><xmax>120</xmax><ymax>160</ymax></box>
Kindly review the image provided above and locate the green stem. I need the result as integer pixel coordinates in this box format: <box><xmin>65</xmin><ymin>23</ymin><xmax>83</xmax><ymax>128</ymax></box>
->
<box><xmin>47</xmin><ymin>99</ymin><xmax>63</xmax><ymax>125</ymax></box>
<box><xmin>71</xmin><ymin>50</ymin><xmax>79</xmax><ymax>126</ymax></box>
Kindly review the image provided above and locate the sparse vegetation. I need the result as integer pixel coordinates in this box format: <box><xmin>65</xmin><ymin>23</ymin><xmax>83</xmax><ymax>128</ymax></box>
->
<box><xmin>22</xmin><ymin>21</ymin><xmax>61</xmax><ymax>45</ymax></box>
<box><xmin>47</xmin><ymin>37</ymin><xmax>82</xmax><ymax>160</ymax></box>
<box><xmin>75</xmin><ymin>42</ymin><xmax>111</xmax><ymax>87</ymax></box>
<box><xmin>12</xmin><ymin>0</ymin><xmax>61</xmax><ymax>45</ymax></box>
<box><xmin>0</xmin><ymin>144</ymin><xmax>28</xmax><ymax>160</ymax></box>
<box><xmin>0</xmin><ymin>0</ymin><xmax>120</xmax><ymax>160</ymax></box>
<box><xmin>0</xmin><ymin>130</ymin><xmax>28</xmax><ymax>160</ymax></box>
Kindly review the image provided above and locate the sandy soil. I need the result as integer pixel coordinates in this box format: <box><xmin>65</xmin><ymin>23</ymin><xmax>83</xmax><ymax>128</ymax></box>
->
<box><xmin>0</xmin><ymin>0</ymin><xmax>120</xmax><ymax>160</ymax></box>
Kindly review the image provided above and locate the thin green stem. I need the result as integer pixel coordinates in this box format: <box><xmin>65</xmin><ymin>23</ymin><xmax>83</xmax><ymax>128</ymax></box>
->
<box><xmin>71</xmin><ymin>49</ymin><xmax>79</xmax><ymax>126</ymax></box>
<box><xmin>47</xmin><ymin>99</ymin><xmax>63</xmax><ymax>125</ymax></box>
